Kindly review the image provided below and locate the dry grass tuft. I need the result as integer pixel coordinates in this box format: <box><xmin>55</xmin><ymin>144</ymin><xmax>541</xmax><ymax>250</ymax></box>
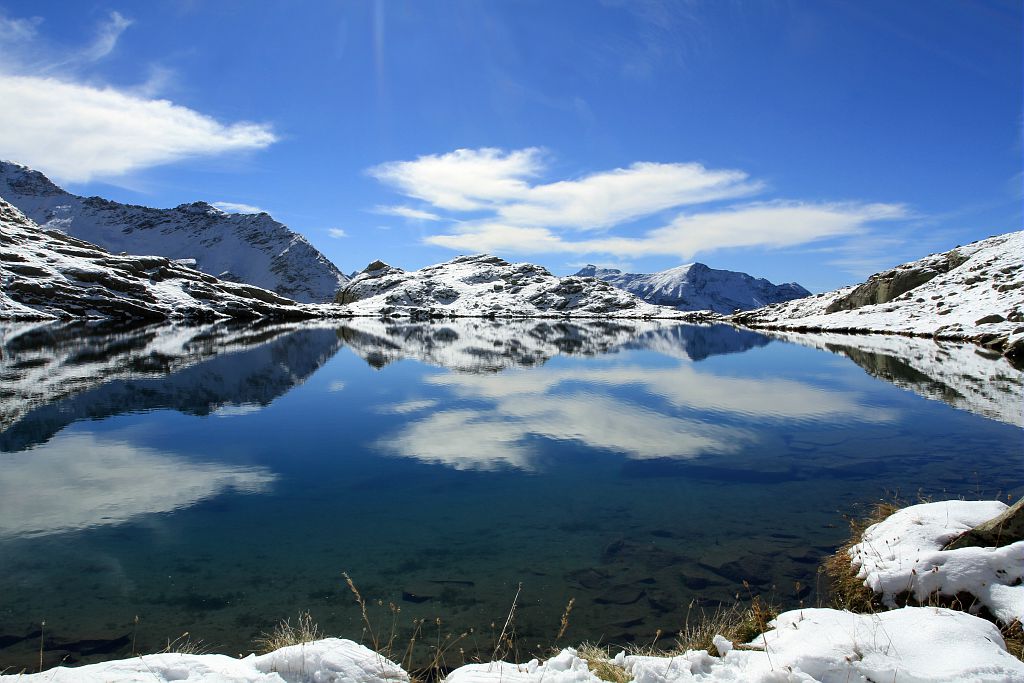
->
<box><xmin>159</xmin><ymin>632</ymin><xmax>207</xmax><ymax>655</ymax></box>
<box><xmin>1002</xmin><ymin>620</ymin><xmax>1023</xmax><ymax>662</ymax></box>
<box><xmin>576</xmin><ymin>644</ymin><xmax>630</xmax><ymax>683</ymax></box>
<box><xmin>254</xmin><ymin>611</ymin><xmax>322</xmax><ymax>654</ymax></box>
<box><xmin>822</xmin><ymin>500</ymin><xmax>899</xmax><ymax>612</ymax></box>
<box><xmin>677</xmin><ymin>596</ymin><xmax>779</xmax><ymax>656</ymax></box>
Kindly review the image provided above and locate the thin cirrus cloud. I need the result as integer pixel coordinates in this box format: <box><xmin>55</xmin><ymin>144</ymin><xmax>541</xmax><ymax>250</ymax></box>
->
<box><xmin>328</xmin><ymin>228</ymin><xmax>348</xmax><ymax>238</ymax></box>
<box><xmin>373</xmin><ymin>205</ymin><xmax>441</xmax><ymax>221</ymax></box>
<box><xmin>212</xmin><ymin>201</ymin><xmax>266</xmax><ymax>214</ymax></box>
<box><xmin>0</xmin><ymin>11</ymin><xmax>277</xmax><ymax>184</ymax></box>
<box><xmin>369</xmin><ymin>147</ymin><xmax>907</xmax><ymax>260</ymax></box>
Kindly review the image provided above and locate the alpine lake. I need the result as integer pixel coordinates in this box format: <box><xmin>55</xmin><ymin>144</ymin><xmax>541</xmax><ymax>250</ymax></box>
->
<box><xmin>1</xmin><ymin>319</ymin><xmax>1021</xmax><ymax>670</ymax></box>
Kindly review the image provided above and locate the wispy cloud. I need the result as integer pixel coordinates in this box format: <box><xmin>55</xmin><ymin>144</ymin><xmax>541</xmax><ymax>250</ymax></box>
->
<box><xmin>212</xmin><ymin>201</ymin><xmax>265</xmax><ymax>214</ymax></box>
<box><xmin>72</xmin><ymin>11</ymin><xmax>133</xmax><ymax>64</ymax></box>
<box><xmin>0</xmin><ymin>10</ymin><xmax>277</xmax><ymax>183</ymax></box>
<box><xmin>327</xmin><ymin>228</ymin><xmax>348</xmax><ymax>238</ymax></box>
<box><xmin>370</xmin><ymin>147</ymin><xmax>907</xmax><ymax>260</ymax></box>
<box><xmin>373</xmin><ymin>205</ymin><xmax>441</xmax><ymax>221</ymax></box>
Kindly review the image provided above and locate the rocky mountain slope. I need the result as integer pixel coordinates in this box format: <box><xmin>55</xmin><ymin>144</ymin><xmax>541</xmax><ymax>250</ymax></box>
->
<box><xmin>0</xmin><ymin>161</ymin><xmax>347</xmax><ymax>303</ymax></box>
<box><xmin>336</xmin><ymin>254</ymin><xmax>689</xmax><ymax>319</ymax></box>
<box><xmin>731</xmin><ymin>231</ymin><xmax>1024</xmax><ymax>361</ymax></box>
<box><xmin>576</xmin><ymin>262</ymin><xmax>809</xmax><ymax>313</ymax></box>
<box><xmin>0</xmin><ymin>198</ymin><xmax>322</xmax><ymax>322</ymax></box>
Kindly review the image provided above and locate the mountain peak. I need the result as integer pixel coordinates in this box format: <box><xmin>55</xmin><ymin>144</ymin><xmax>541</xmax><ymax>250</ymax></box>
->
<box><xmin>0</xmin><ymin>160</ymin><xmax>67</xmax><ymax>198</ymax></box>
<box><xmin>584</xmin><ymin>262</ymin><xmax>810</xmax><ymax>313</ymax></box>
<box><xmin>0</xmin><ymin>163</ymin><xmax>349</xmax><ymax>303</ymax></box>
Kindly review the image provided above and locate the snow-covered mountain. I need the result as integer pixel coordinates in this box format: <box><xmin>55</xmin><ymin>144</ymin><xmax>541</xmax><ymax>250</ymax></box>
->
<box><xmin>0</xmin><ymin>161</ymin><xmax>347</xmax><ymax>303</ymax></box>
<box><xmin>337</xmin><ymin>254</ymin><xmax>690</xmax><ymax>319</ymax></box>
<box><xmin>0</xmin><ymin>198</ymin><xmax>323</xmax><ymax>322</ymax></box>
<box><xmin>575</xmin><ymin>262</ymin><xmax>810</xmax><ymax>314</ymax></box>
<box><xmin>731</xmin><ymin>231</ymin><xmax>1024</xmax><ymax>362</ymax></box>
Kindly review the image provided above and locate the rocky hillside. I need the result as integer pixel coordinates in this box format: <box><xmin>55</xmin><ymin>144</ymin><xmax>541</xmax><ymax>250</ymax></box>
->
<box><xmin>336</xmin><ymin>254</ymin><xmax>687</xmax><ymax>319</ymax></box>
<box><xmin>0</xmin><ymin>161</ymin><xmax>347</xmax><ymax>303</ymax></box>
<box><xmin>731</xmin><ymin>231</ymin><xmax>1024</xmax><ymax>361</ymax></box>
<box><xmin>576</xmin><ymin>262</ymin><xmax>809</xmax><ymax>313</ymax></box>
<box><xmin>0</xmin><ymin>199</ymin><xmax>322</xmax><ymax>322</ymax></box>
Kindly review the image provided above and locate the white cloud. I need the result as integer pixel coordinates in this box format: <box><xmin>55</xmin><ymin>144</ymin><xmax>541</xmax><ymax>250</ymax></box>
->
<box><xmin>0</xmin><ymin>433</ymin><xmax>275</xmax><ymax>538</ymax></box>
<box><xmin>328</xmin><ymin>228</ymin><xmax>348</xmax><ymax>238</ymax></box>
<box><xmin>374</xmin><ymin>205</ymin><xmax>442</xmax><ymax>221</ymax></box>
<box><xmin>0</xmin><ymin>75</ymin><xmax>277</xmax><ymax>183</ymax></box>
<box><xmin>424</xmin><ymin>202</ymin><xmax>905</xmax><ymax>259</ymax></box>
<box><xmin>370</xmin><ymin>148</ymin><xmax>756</xmax><ymax>228</ymax></box>
<box><xmin>369</xmin><ymin>147</ymin><xmax>545</xmax><ymax>211</ymax></box>
<box><xmin>0</xmin><ymin>13</ymin><xmax>40</xmax><ymax>43</ymax></box>
<box><xmin>212</xmin><ymin>201</ymin><xmax>265</xmax><ymax>214</ymax></box>
<box><xmin>371</xmin><ymin>147</ymin><xmax>906</xmax><ymax>260</ymax></box>
<box><xmin>0</xmin><ymin>11</ymin><xmax>277</xmax><ymax>183</ymax></box>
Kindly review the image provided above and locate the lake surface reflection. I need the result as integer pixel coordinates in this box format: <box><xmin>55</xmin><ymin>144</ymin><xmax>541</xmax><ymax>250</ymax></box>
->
<box><xmin>0</xmin><ymin>319</ymin><xmax>1020</xmax><ymax>668</ymax></box>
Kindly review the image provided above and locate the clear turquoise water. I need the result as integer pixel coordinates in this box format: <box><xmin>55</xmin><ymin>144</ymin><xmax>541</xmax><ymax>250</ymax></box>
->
<box><xmin>0</xmin><ymin>320</ymin><xmax>1020</xmax><ymax>669</ymax></box>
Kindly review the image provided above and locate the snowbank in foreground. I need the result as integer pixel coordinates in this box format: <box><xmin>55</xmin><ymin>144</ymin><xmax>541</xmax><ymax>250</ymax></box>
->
<box><xmin>850</xmin><ymin>500</ymin><xmax>1024</xmax><ymax>624</ymax></box>
<box><xmin>0</xmin><ymin>638</ymin><xmax>408</xmax><ymax>682</ymax></box>
<box><xmin>5</xmin><ymin>607</ymin><xmax>1022</xmax><ymax>682</ymax></box>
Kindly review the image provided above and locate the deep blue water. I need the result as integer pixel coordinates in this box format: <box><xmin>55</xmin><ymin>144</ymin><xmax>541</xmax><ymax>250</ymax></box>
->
<box><xmin>0</xmin><ymin>319</ymin><xmax>1021</xmax><ymax>669</ymax></box>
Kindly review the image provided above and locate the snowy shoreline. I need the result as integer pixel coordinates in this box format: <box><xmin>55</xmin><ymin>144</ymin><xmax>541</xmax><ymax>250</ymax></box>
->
<box><xmin>4</xmin><ymin>499</ymin><xmax>1022</xmax><ymax>682</ymax></box>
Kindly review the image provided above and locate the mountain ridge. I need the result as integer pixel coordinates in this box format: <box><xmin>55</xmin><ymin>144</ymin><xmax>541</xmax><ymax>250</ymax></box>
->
<box><xmin>337</xmin><ymin>253</ymin><xmax>693</xmax><ymax>319</ymax></box>
<box><xmin>0</xmin><ymin>161</ymin><xmax>348</xmax><ymax>303</ymax></box>
<box><xmin>575</xmin><ymin>262</ymin><xmax>810</xmax><ymax>313</ymax></box>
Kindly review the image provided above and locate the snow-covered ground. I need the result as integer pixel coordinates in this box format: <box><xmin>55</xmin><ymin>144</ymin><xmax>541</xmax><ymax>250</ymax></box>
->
<box><xmin>731</xmin><ymin>231</ymin><xmax>1024</xmax><ymax>361</ymax></box>
<box><xmin>576</xmin><ymin>262</ymin><xmax>809</xmax><ymax>314</ymax></box>
<box><xmin>0</xmin><ymin>199</ymin><xmax>330</xmax><ymax>322</ymax></box>
<box><xmin>760</xmin><ymin>330</ymin><xmax>1024</xmax><ymax>426</ymax></box>
<box><xmin>6</xmin><ymin>607</ymin><xmax>1022</xmax><ymax>682</ymax></box>
<box><xmin>0</xmin><ymin>161</ymin><xmax>348</xmax><ymax>303</ymax></box>
<box><xmin>850</xmin><ymin>499</ymin><xmax>1024</xmax><ymax>625</ymax></box>
<box><xmin>338</xmin><ymin>255</ymin><xmax>694</xmax><ymax>319</ymax></box>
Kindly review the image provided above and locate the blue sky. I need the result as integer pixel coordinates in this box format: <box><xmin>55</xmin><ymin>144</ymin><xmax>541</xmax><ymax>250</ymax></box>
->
<box><xmin>0</xmin><ymin>1</ymin><xmax>1019</xmax><ymax>291</ymax></box>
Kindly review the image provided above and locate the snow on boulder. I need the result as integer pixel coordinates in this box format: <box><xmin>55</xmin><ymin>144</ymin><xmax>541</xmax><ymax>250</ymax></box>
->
<box><xmin>0</xmin><ymin>651</ymin><xmax>283</xmax><ymax>682</ymax></box>
<box><xmin>1</xmin><ymin>638</ymin><xmax>406</xmax><ymax>683</ymax></box>
<box><xmin>336</xmin><ymin>254</ymin><xmax>686</xmax><ymax>319</ymax></box>
<box><xmin>445</xmin><ymin>648</ymin><xmax>599</xmax><ymax>683</ymax></box>
<box><xmin>251</xmin><ymin>637</ymin><xmax>408</xmax><ymax>682</ymax></box>
<box><xmin>849</xmin><ymin>499</ymin><xmax>1024</xmax><ymax>624</ymax></box>
<box><xmin>613</xmin><ymin>608</ymin><xmax>1024</xmax><ymax>682</ymax></box>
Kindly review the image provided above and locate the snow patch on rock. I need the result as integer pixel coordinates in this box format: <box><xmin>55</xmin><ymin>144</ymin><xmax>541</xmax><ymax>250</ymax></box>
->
<box><xmin>850</xmin><ymin>500</ymin><xmax>1024</xmax><ymax>624</ymax></box>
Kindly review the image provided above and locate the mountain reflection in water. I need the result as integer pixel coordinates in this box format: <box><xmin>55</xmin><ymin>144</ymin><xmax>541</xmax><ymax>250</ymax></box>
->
<box><xmin>0</xmin><ymin>318</ymin><xmax>1020</xmax><ymax>670</ymax></box>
